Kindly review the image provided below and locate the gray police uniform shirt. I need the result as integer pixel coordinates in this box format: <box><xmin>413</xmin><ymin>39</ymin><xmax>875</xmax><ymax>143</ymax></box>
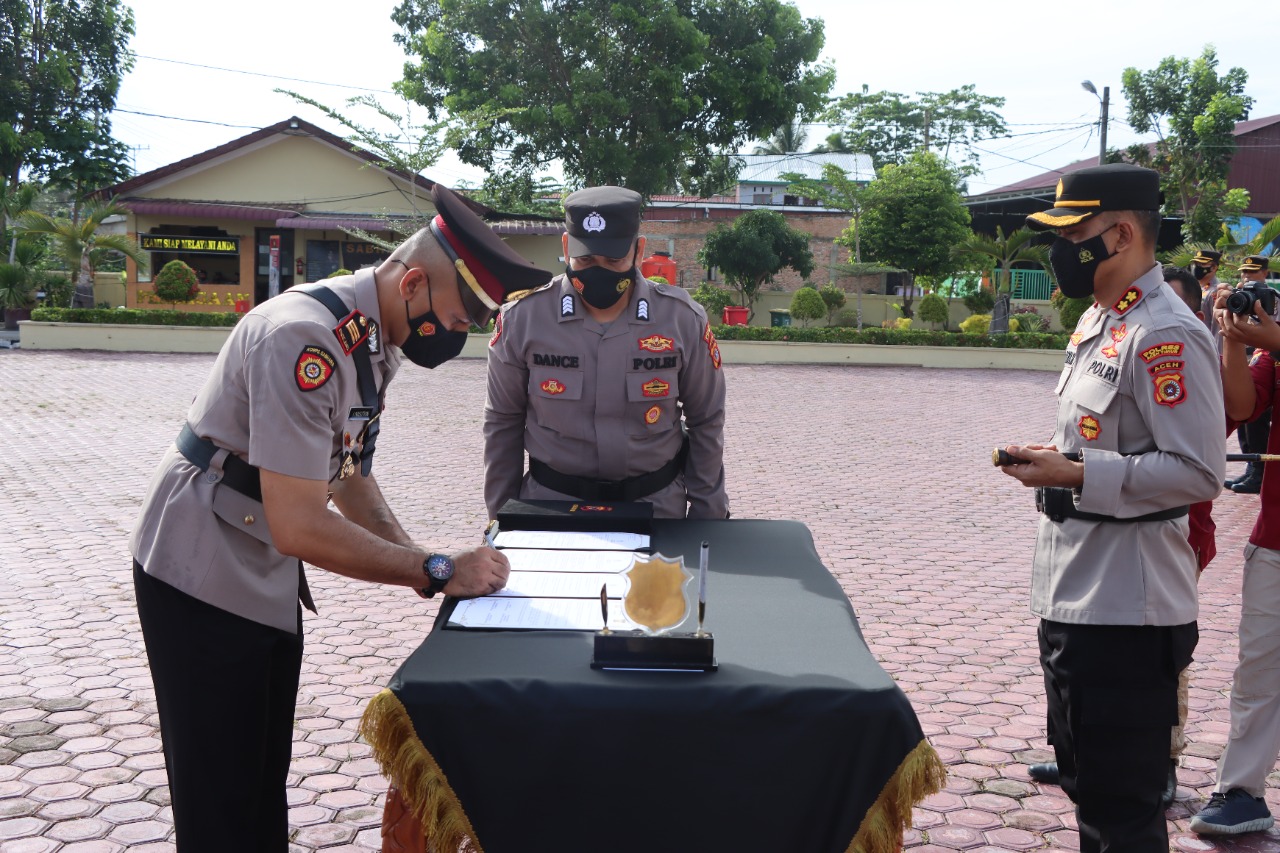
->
<box><xmin>483</xmin><ymin>273</ymin><xmax>728</xmax><ymax>519</ymax></box>
<box><xmin>1033</xmin><ymin>265</ymin><xmax>1225</xmax><ymax>626</ymax></box>
<box><xmin>130</xmin><ymin>269</ymin><xmax>398</xmax><ymax>633</ymax></box>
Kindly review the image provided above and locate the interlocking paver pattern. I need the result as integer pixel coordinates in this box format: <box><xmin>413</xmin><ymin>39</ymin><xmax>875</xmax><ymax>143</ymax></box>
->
<box><xmin>2</xmin><ymin>349</ymin><xmax>1279</xmax><ymax>851</ymax></box>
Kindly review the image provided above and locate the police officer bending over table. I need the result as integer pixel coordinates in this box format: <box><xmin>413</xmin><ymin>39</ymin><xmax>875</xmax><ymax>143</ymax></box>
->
<box><xmin>999</xmin><ymin>164</ymin><xmax>1224</xmax><ymax>852</ymax></box>
<box><xmin>484</xmin><ymin>186</ymin><xmax>728</xmax><ymax>519</ymax></box>
<box><xmin>131</xmin><ymin>185</ymin><xmax>551</xmax><ymax>853</ymax></box>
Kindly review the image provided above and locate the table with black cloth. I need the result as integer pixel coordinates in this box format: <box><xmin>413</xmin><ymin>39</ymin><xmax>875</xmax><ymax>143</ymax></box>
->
<box><xmin>360</xmin><ymin>519</ymin><xmax>944</xmax><ymax>853</ymax></box>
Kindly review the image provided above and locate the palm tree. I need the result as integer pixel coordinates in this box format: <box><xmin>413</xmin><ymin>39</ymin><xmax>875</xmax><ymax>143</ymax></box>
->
<box><xmin>752</xmin><ymin>122</ymin><xmax>809</xmax><ymax>155</ymax></box>
<box><xmin>958</xmin><ymin>226</ymin><xmax>1052</xmax><ymax>333</ymax></box>
<box><xmin>17</xmin><ymin>201</ymin><xmax>147</xmax><ymax>308</ymax></box>
<box><xmin>2</xmin><ymin>182</ymin><xmax>40</xmax><ymax>265</ymax></box>
<box><xmin>810</xmin><ymin>132</ymin><xmax>852</xmax><ymax>154</ymax></box>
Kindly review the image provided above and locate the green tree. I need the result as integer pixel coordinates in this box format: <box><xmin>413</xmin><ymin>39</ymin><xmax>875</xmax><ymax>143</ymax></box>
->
<box><xmin>0</xmin><ymin>0</ymin><xmax>135</xmax><ymax>189</ymax></box>
<box><xmin>788</xmin><ymin>286</ymin><xmax>825</xmax><ymax>327</ymax></box>
<box><xmin>957</xmin><ymin>226</ymin><xmax>1051</xmax><ymax>333</ymax></box>
<box><xmin>1122</xmin><ymin>46</ymin><xmax>1252</xmax><ymax>243</ymax></box>
<box><xmin>817</xmin><ymin>283</ymin><xmax>846</xmax><ymax>324</ymax></box>
<box><xmin>17</xmin><ymin>200</ymin><xmax>146</xmax><ymax>307</ymax></box>
<box><xmin>697</xmin><ymin>209</ymin><xmax>814</xmax><ymax>322</ymax></box>
<box><xmin>917</xmin><ymin>292</ymin><xmax>949</xmax><ymax>329</ymax></box>
<box><xmin>848</xmin><ymin>152</ymin><xmax>970</xmax><ymax>319</ymax></box>
<box><xmin>392</xmin><ymin>0</ymin><xmax>834</xmax><ymax>199</ymax></box>
<box><xmin>1</xmin><ymin>180</ymin><xmax>38</xmax><ymax>264</ymax></box>
<box><xmin>782</xmin><ymin>163</ymin><xmax>870</xmax><ymax>261</ymax></box>
<box><xmin>690</xmin><ymin>282</ymin><xmax>735</xmax><ymax>320</ymax></box>
<box><xmin>824</xmin><ymin>84</ymin><xmax>1008</xmax><ymax>177</ymax></box>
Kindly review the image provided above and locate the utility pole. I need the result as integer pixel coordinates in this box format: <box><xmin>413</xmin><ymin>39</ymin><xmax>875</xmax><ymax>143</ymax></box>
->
<box><xmin>1099</xmin><ymin>86</ymin><xmax>1109</xmax><ymax>164</ymax></box>
<box><xmin>129</xmin><ymin>145</ymin><xmax>151</xmax><ymax>176</ymax></box>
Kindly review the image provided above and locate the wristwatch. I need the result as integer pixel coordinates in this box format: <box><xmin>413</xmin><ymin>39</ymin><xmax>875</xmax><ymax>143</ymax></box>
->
<box><xmin>418</xmin><ymin>553</ymin><xmax>455</xmax><ymax>599</ymax></box>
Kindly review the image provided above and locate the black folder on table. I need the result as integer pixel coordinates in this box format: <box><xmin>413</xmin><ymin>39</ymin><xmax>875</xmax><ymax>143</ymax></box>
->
<box><xmin>496</xmin><ymin>499</ymin><xmax>653</xmax><ymax>535</ymax></box>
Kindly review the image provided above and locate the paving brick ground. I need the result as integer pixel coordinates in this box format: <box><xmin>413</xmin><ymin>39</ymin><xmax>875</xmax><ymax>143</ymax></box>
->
<box><xmin>1</xmin><ymin>349</ymin><xmax>1278</xmax><ymax>852</ymax></box>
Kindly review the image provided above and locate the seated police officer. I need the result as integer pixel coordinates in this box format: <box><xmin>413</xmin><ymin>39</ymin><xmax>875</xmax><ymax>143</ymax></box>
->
<box><xmin>131</xmin><ymin>185</ymin><xmax>551</xmax><ymax>853</ymax></box>
<box><xmin>483</xmin><ymin>186</ymin><xmax>728</xmax><ymax>519</ymax></box>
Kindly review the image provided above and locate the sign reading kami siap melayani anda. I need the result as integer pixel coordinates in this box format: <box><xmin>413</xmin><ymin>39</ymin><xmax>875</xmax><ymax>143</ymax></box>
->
<box><xmin>139</xmin><ymin>234</ymin><xmax>240</xmax><ymax>255</ymax></box>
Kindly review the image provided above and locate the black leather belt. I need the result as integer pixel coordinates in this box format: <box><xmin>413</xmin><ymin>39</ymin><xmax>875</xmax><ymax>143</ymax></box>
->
<box><xmin>176</xmin><ymin>422</ymin><xmax>262</xmax><ymax>502</ymax></box>
<box><xmin>175</xmin><ymin>423</ymin><xmax>315</xmax><ymax>612</ymax></box>
<box><xmin>1036</xmin><ymin>486</ymin><xmax>1189</xmax><ymax>523</ymax></box>
<box><xmin>530</xmin><ymin>440</ymin><xmax>688</xmax><ymax>502</ymax></box>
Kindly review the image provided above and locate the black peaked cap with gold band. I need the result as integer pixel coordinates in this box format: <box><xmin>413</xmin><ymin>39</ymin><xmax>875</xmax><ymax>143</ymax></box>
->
<box><xmin>429</xmin><ymin>184</ymin><xmax>554</xmax><ymax>327</ymax></box>
<box><xmin>1240</xmin><ymin>255</ymin><xmax>1271</xmax><ymax>273</ymax></box>
<box><xmin>1025</xmin><ymin>163</ymin><xmax>1163</xmax><ymax>231</ymax></box>
<box><xmin>1191</xmin><ymin>249</ymin><xmax>1223</xmax><ymax>265</ymax></box>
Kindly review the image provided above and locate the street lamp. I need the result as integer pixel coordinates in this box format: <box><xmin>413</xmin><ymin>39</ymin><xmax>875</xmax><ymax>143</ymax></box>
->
<box><xmin>1081</xmin><ymin>80</ymin><xmax>1110</xmax><ymax>165</ymax></box>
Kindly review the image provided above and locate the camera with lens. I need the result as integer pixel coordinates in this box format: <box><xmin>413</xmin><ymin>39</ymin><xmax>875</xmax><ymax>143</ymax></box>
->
<box><xmin>1226</xmin><ymin>281</ymin><xmax>1279</xmax><ymax>317</ymax></box>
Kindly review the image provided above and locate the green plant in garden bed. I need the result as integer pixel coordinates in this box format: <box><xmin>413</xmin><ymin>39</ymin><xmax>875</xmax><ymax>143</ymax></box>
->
<box><xmin>31</xmin><ymin>307</ymin><xmax>242</xmax><ymax>327</ymax></box>
<box><xmin>711</xmin><ymin>324</ymin><xmax>1068</xmax><ymax>349</ymax></box>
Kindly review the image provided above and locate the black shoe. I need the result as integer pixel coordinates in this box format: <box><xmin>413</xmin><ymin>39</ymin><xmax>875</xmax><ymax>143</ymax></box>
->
<box><xmin>1233</xmin><ymin>475</ymin><xmax>1262</xmax><ymax>494</ymax></box>
<box><xmin>1191</xmin><ymin>788</ymin><xmax>1274</xmax><ymax>835</ymax></box>
<box><xmin>1225</xmin><ymin>475</ymin><xmax>1243</xmax><ymax>489</ymax></box>
<box><xmin>1028</xmin><ymin>762</ymin><xmax>1059</xmax><ymax>785</ymax></box>
<box><xmin>1163</xmin><ymin>759</ymin><xmax>1177</xmax><ymax>808</ymax></box>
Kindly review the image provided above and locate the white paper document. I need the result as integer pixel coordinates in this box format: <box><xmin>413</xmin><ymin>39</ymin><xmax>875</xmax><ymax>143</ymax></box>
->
<box><xmin>494</xmin><ymin>530</ymin><xmax>650</xmax><ymax>551</ymax></box>
<box><xmin>449</xmin><ymin>596</ymin><xmax>633</xmax><ymax>631</ymax></box>
<box><xmin>503</xmin><ymin>549</ymin><xmax>642</xmax><ymax>574</ymax></box>
<box><xmin>492</xmin><ymin>572</ymin><xmax>626</xmax><ymax>599</ymax></box>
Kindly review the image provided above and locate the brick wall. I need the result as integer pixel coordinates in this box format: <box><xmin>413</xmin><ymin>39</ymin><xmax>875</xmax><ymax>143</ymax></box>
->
<box><xmin>640</xmin><ymin>210</ymin><xmax>854</xmax><ymax>292</ymax></box>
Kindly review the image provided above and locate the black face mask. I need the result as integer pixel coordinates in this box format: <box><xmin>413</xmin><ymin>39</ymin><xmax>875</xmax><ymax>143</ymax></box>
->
<box><xmin>566</xmin><ymin>256</ymin><xmax>636</xmax><ymax>310</ymax></box>
<box><xmin>1049</xmin><ymin>225</ymin><xmax>1117</xmax><ymax>299</ymax></box>
<box><xmin>1191</xmin><ymin>264</ymin><xmax>1212</xmax><ymax>281</ymax></box>
<box><xmin>401</xmin><ymin>300</ymin><xmax>467</xmax><ymax>369</ymax></box>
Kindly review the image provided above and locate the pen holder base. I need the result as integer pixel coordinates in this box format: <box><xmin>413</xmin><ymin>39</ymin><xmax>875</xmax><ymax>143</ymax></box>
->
<box><xmin>591</xmin><ymin>630</ymin><xmax>716</xmax><ymax>672</ymax></box>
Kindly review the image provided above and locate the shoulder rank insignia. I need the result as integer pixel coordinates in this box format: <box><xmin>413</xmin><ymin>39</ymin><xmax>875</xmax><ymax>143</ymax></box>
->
<box><xmin>637</xmin><ymin>298</ymin><xmax>650</xmax><ymax>321</ymax></box>
<box><xmin>1112</xmin><ymin>286</ymin><xmax>1142</xmax><ymax>315</ymax></box>
<box><xmin>366</xmin><ymin>319</ymin><xmax>379</xmax><ymax>354</ymax></box>
<box><xmin>490</xmin><ymin>312</ymin><xmax>503</xmax><ymax>348</ymax></box>
<box><xmin>333</xmin><ymin>309</ymin><xmax>369</xmax><ymax>355</ymax></box>
<box><xmin>561</xmin><ymin>294</ymin><xmax>576</xmax><ymax>317</ymax></box>
<box><xmin>1140</xmin><ymin>342</ymin><xmax>1183</xmax><ymax>362</ymax></box>
<box><xmin>295</xmin><ymin>346</ymin><xmax>336</xmax><ymax>392</ymax></box>
<box><xmin>1154</xmin><ymin>372</ymin><xmax>1187</xmax><ymax>407</ymax></box>
<box><xmin>639</xmin><ymin>334</ymin><xmax>674</xmax><ymax>353</ymax></box>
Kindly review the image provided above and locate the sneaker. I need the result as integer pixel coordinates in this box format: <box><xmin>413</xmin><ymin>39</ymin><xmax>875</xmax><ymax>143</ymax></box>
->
<box><xmin>1190</xmin><ymin>789</ymin><xmax>1274</xmax><ymax>835</ymax></box>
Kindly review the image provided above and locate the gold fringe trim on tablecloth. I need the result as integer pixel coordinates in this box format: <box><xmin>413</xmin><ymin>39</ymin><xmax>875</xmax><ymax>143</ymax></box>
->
<box><xmin>846</xmin><ymin>738</ymin><xmax>947</xmax><ymax>853</ymax></box>
<box><xmin>359</xmin><ymin>688</ymin><xmax>484</xmax><ymax>853</ymax></box>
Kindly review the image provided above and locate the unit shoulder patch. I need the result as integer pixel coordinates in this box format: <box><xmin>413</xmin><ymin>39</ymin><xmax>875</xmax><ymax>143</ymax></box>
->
<box><xmin>1140</xmin><ymin>342</ymin><xmax>1184</xmax><ymax>363</ymax></box>
<box><xmin>295</xmin><ymin>346</ymin><xmax>336</xmax><ymax>392</ymax></box>
<box><xmin>1153</xmin><ymin>372</ymin><xmax>1187</xmax><ymax>408</ymax></box>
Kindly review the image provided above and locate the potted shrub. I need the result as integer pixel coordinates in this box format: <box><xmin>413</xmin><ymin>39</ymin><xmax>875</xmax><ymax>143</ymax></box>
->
<box><xmin>0</xmin><ymin>263</ymin><xmax>36</xmax><ymax>330</ymax></box>
<box><xmin>153</xmin><ymin>259</ymin><xmax>200</xmax><ymax>304</ymax></box>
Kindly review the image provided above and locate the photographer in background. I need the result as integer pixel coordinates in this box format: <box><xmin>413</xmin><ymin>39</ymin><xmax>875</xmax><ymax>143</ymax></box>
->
<box><xmin>1224</xmin><ymin>256</ymin><xmax>1274</xmax><ymax>494</ymax></box>
<box><xmin>1191</xmin><ymin>255</ymin><xmax>1280</xmax><ymax>836</ymax></box>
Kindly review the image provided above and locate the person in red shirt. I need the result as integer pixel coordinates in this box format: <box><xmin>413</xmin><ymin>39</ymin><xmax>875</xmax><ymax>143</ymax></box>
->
<box><xmin>1192</xmin><ymin>258</ymin><xmax>1280</xmax><ymax>835</ymax></box>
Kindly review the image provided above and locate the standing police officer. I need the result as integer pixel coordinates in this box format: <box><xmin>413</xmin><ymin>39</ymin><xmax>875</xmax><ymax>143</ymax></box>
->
<box><xmin>999</xmin><ymin>164</ymin><xmax>1224</xmax><ymax>852</ymax></box>
<box><xmin>131</xmin><ymin>185</ymin><xmax>551</xmax><ymax>853</ymax></box>
<box><xmin>1225</xmin><ymin>255</ymin><xmax>1274</xmax><ymax>494</ymax></box>
<box><xmin>483</xmin><ymin>186</ymin><xmax>728</xmax><ymax>519</ymax></box>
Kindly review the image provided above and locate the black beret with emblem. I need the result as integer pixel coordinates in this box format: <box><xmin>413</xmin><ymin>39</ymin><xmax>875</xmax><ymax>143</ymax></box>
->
<box><xmin>1026</xmin><ymin>163</ymin><xmax>1163</xmax><ymax>231</ymax></box>
<box><xmin>1191</xmin><ymin>249</ymin><xmax>1222</xmax><ymax>265</ymax></box>
<box><xmin>1240</xmin><ymin>255</ymin><xmax>1270</xmax><ymax>272</ymax></box>
<box><xmin>564</xmin><ymin>186</ymin><xmax>642</xmax><ymax>258</ymax></box>
<box><xmin>429</xmin><ymin>185</ymin><xmax>553</xmax><ymax>324</ymax></box>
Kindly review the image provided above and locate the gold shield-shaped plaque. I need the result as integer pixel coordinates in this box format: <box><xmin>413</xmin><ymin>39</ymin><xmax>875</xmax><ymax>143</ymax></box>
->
<box><xmin>623</xmin><ymin>553</ymin><xmax>693</xmax><ymax>636</ymax></box>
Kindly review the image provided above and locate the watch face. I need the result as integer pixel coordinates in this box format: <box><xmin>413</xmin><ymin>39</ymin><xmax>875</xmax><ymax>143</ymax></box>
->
<box><xmin>426</xmin><ymin>554</ymin><xmax>454</xmax><ymax>582</ymax></box>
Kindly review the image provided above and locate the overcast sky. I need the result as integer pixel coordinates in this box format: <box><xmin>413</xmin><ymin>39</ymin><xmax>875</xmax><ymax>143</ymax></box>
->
<box><xmin>110</xmin><ymin>0</ymin><xmax>1280</xmax><ymax>197</ymax></box>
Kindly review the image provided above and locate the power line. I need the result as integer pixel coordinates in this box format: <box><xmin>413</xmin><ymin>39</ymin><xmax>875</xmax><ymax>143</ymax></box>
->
<box><xmin>113</xmin><ymin>108</ymin><xmax>263</xmax><ymax>130</ymax></box>
<box><xmin>128</xmin><ymin>52</ymin><xmax>397</xmax><ymax>94</ymax></box>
